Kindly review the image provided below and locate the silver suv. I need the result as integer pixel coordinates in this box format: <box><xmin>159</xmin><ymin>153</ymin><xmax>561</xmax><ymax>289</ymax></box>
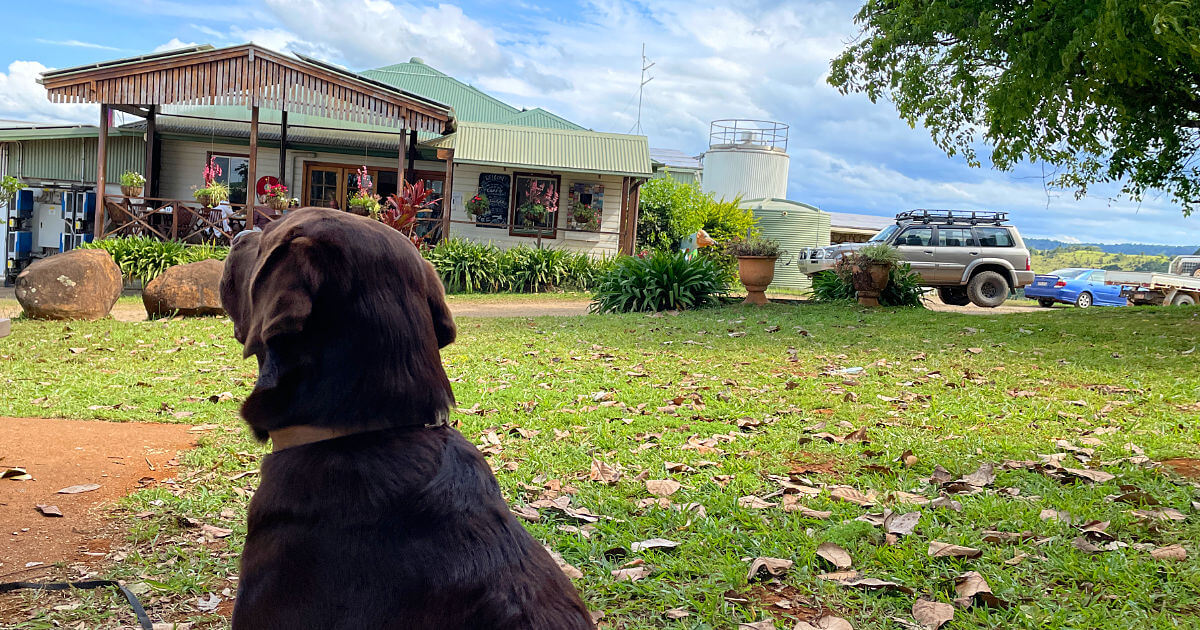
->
<box><xmin>799</xmin><ymin>210</ymin><xmax>1035</xmax><ymax>307</ymax></box>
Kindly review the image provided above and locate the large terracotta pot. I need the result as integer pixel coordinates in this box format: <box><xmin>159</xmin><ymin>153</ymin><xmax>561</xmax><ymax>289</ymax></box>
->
<box><xmin>738</xmin><ymin>256</ymin><xmax>778</xmax><ymax>305</ymax></box>
<box><xmin>851</xmin><ymin>262</ymin><xmax>891</xmax><ymax>307</ymax></box>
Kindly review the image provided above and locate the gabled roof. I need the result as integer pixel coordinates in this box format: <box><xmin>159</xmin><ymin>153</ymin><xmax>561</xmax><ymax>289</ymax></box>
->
<box><xmin>424</xmin><ymin>122</ymin><xmax>651</xmax><ymax>177</ymax></box>
<box><xmin>362</xmin><ymin>58</ymin><xmax>584</xmax><ymax>130</ymax></box>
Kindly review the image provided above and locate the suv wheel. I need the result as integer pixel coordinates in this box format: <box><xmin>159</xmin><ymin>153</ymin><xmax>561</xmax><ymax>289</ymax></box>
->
<box><xmin>937</xmin><ymin>287</ymin><xmax>971</xmax><ymax>306</ymax></box>
<box><xmin>967</xmin><ymin>271</ymin><xmax>1009</xmax><ymax>308</ymax></box>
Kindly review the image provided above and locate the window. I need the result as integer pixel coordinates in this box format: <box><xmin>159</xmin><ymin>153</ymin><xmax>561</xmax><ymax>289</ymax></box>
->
<box><xmin>511</xmin><ymin>173</ymin><xmax>561</xmax><ymax>237</ymax></box>
<box><xmin>208</xmin><ymin>153</ymin><xmax>249</xmax><ymax>205</ymax></box>
<box><xmin>937</xmin><ymin>227</ymin><xmax>975</xmax><ymax>247</ymax></box>
<box><xmin>1088</xmin><ymin>270</ymin><xmax>1107</xmax><ymax>283</ymax></box>
<box><xmin>895</xmin><ymin>226</ymin><xmax>933</xmax><ymax>247</ymax></box>
<box><xmin>869</xmin><ymin>224</ymin><xmax>899</xmax><ymax>243</ymax></box>
<box><xmin>976</xmin><ymin>227</ymin><xmax>1015</xmax><ymax>247</ymax></box>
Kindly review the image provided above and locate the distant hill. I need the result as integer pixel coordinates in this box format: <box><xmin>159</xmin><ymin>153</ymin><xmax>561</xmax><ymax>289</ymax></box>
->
<box><xmin>1030</xmin><ymin>246</ymin><xmax>1171</xmax><ymax>274</ymax></box>
<box><xmin>1025</xmin><ymin>238</ymin><xmax>1197</xmax><ymax>257</ymax></box>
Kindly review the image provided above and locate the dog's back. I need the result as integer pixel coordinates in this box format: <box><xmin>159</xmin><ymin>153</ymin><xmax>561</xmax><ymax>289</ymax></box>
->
<box><xmin>221</xmin><ymin>209</ymin><xmax>593</xmax><ymax>629</ymax></box>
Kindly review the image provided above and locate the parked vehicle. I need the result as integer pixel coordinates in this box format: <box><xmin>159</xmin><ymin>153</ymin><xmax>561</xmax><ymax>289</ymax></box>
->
<box><xmin>1024</xmin><ymin>268</ymin><xmax>1127</xmax><ymax>308</ymax></box>
<box><xmin>1107</xmin><ymin>256</ymin><xmax>1200</xmax><ymax>306</ymax></box>
<box><xmin>798</xmin><ymin>210</ymin><xmax>1034</xmax><ymax>307</ymax></box>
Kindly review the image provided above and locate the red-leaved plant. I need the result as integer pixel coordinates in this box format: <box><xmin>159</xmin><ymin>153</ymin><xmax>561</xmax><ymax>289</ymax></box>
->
<box><xmin>380</xmin><ymin>180</ymin><xmax>442</xmax><ymax>245</ymax></box>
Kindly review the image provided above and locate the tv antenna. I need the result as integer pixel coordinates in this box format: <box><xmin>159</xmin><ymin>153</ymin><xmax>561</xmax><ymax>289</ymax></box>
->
<box><xmin>633</xmin><ymin>43</ymin><xmax>654</xmax><ymax>134</ymax></box>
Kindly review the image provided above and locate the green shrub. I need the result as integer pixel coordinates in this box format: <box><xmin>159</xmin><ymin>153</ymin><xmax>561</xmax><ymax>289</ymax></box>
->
<box><xmin>854</xmin><ymin>242</ymin><xmax>902</xmax><ymax>266</ymax></box>
<box><xmin>726</xmin><ymin>235</ymin><xmax>782</xmax><ymax>257</ymax></box>
<box><xmin>808</xmin><ymin>262</ymin><xmax>925</xmax><ymax>307</ymax></box>
<box><xmin>636</xmin><ymin>177</ymin><xmax>759</xmax><ymax>252</ymax></box>
<box><xmin>422</xmin><ymin>238</ymin><xmax>607</xmax><ymax>293</ymax></box>
<box><xmin>589</xmin><ymin>251</ymin><xmax>728</xmax><ymax>313</ymax></box>
<box><xmin>79</xmin><ymin>236</ymin><xmax>227</xmax><ymax>282</ymax></box>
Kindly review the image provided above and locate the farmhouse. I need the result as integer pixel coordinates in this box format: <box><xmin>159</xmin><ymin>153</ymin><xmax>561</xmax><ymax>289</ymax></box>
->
<box><xmin>1</xmin><ymin>44</ymin><xmax>653</xmax><ymax>282</ymax></box>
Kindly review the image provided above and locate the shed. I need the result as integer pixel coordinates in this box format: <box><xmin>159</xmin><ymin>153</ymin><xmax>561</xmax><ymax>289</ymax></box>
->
<box><xmin>740</xmin><ymin>197</ymin><xmax>831</xmax><ymax>291</ymax></box>
<box><xmin>827</xmin><ymin>211</ymin><xmax>892</xmax><ymax>243</ymax></box>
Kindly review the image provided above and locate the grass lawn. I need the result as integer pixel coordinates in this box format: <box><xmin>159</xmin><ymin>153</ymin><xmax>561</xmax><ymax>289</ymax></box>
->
<box><xmin>2</xmin><ymin>304</ymin><xmax>1199</xmax><ymax>629</ymax></box>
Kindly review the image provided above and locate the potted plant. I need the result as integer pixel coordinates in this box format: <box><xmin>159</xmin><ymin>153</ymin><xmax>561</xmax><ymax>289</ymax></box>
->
<box><xmin>517</xmin><ymin>180</ymin><xmax>558</xmax><ymax>226</ymax></box>
<box><xmin>571</xmin><ymin>203</ymin><xmax>600</xmax><ymax>231</ymax></box>
<box><xmin>846</xmin><ymin>242</ymin><xmax>900</xmax><ymax>307</ymax></box>
<box><xmin>380</xmin><ymin>180</ymin><xmax>441</xmax><ymax>245</ymax></box>
<box><xmin>727</xmin><ymin>235</ymin><xmax>782</xmax><ymax>305</ymax></box>
<box><xmin>347</xmin><ymin>166</ymin><xmax>381</xmax><ymax>217</ymax></box>
<box><xmin>465</xmin><ymin>191</ymin><xmax>489</xmax><ymax>221</ymax></box>
<box><xmin>120</xmin><ymin>171</ymin><xmax>146</xmax><ymax>197</ymax></box>
<box><xmin>264</xmin><ymin>183</ymin><xmax>290</xmax><ymax>211</ymax></box>
<box><xmin>192</xmin><ymin>158</ymin><xmax>229</xmax><ymax>208</ymax></box>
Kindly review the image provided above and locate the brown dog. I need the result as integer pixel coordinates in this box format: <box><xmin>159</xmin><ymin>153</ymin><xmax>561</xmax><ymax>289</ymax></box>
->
<box><xmin>220</xmin><ymin>208</ymin><xmax>593</xmax><ymax>630</ymax></box>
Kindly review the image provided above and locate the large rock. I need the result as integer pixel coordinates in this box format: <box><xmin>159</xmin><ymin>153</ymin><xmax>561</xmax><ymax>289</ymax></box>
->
<box><xmin>15</xmin><ymin>249</ymin><xmax>122</xmax><ymax>320</ymax></box>
<box><xmin>142</xmin><ymin>259</ymin><xmax>226</xmax><ymax>318</ymax></box>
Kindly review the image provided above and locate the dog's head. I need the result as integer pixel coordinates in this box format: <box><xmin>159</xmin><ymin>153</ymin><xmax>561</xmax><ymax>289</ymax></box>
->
<box><xmin>220</xmin><ymin>207</ymin><xmax>456</xmax><ymax>439</ymax></box>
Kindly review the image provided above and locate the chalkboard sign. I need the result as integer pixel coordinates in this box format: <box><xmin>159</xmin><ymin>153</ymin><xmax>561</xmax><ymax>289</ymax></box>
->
<box><xmin>475</xmin><ymin>173</ymin><xmax>510</xmax><ymax>229</ymax></box>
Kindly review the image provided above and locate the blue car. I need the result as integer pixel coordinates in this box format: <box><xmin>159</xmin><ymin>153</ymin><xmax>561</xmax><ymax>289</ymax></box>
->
<box><xmin>1024</xmin><ymin>268</ymin><xmax>1127</xmax><ymax>308</ymax></box>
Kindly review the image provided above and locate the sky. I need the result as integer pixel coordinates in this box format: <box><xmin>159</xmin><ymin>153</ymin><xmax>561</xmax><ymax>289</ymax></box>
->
<box><xmin>1</xmin><ymin>0</ymin><xmax>1197</xmax><ymax>247</ymax></box>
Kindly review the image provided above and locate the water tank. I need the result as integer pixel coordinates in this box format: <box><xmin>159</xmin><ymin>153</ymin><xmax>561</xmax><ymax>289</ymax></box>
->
<box><xmin>740</xmin><ymin>198</ymin><xmax>831</xmax><ymax>291</ymax></box>
<box><xmin>702</xmin><ymin>120</ymin><xmax>789</xmax><ymax>202</ymax></box>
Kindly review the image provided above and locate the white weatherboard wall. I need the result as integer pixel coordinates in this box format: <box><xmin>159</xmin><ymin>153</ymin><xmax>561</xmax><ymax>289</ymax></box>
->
<box><xmin>157</xmin><ymin>139</ymin><xmax>443</xmax><ymax>201</ymax></box>
<box><xmin>702</xmin><ymin>146</ymin><xmax>789</xmax><ymax>202</ymax></box>
<box><xmin>447</xmin><ymin>162</ymin><xmax>621</xmax><ymax>256</ymax></box>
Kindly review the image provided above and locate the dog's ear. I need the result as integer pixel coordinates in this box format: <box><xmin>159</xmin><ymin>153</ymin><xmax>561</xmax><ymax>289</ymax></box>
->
<box><xmin>241</xmin><ymin>230</ymin><xmax>322</xmax><ymax>359</ymax></box>
<box><xmin>423</xmin><ymin>257</ymin><xmax>456</xmax><ymax>348</ymax></box>
<box><xmin>219</xmin><ymin>230</ymin><xmax>262</xmax><ymax>343</ymax></box>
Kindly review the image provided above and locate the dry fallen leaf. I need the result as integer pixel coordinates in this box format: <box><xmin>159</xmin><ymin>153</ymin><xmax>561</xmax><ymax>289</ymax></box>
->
<box><xmin>830</xmin><ymin>486</ymin><xmax>875</xmax><ymax>507</ymax></box>
<box><xmin>589</xmin><ymin>459</ymin><xmax>621</xmax><ymax>484</ymax></box>
<box><xmin>738</xmin><ymin>496</ymin><xmax>778</xmax><ymax>509</ymax></box>
<box><xmin>816</xmin><ymin>542</ymin><xmax>853</xmax><ymax>569</ymax></box>
<box><xmin>664</xmin><ymin>608</ymin><xmax>690</xmax><ymax>620</ymax></box>
<box><xmin>1150</xmin><ymin>544</ymin><xmax>1187</xmax><ymax>561</ymax></box>
<box><xmin>611</xmin><ymin>566</ymin><xmax>650</xmax><ymax>582</ymax></box>
<box><xmin>928</xmin><ymin>541</ymin><xmax>982</xmax><ymax>559</ymax></box>
<box><xmin>35</xmin><ymin>504</ymin><xmax>63</xmax><ymax>517</ymax></box>
<box><xmin>738</xmin><ymin>621</ymin><xmax>774</xmax><ymax>630</ymax></box>
<box><xmin>960</xmin><ymin>463</ymin><xmax>996</xmax><ymax>487</ymax></box>
<box><xmin>1063</xmin><ymin>468</ymin><xmax>1115</xmax><ymax>483</ymax></box>
<box><xmin>645</xmin><ymin>479</ymin><xmax>682</xmax><ymax>498</ymax></box>
<box><xmin>795</xmin><ymin>616</ymin><xmax>854</xmax><ymax>630</ymax></box>
<box><xmin>885</xmin><ymin>511</ymin><xmax>921</xmax><ymax>536</ymax></box>
<box><xmin>2</xmin><ymin>467</ymin><xmax>33</xmax><ymax>481</ymax></box>
<box><xmin>57</xmin><ymin>483</ymin><xmax>101</xmax><ymax>494</ymax></box>
<box><xmin>746</xmin><ymin>556</ymin><xmax>793</xmax><ymax>581</ymax></box>
<box><xmin>631</xmin><ymin>538</ymin><xmax>680</xmax><ymax>553</ymax></box>
<box><xmin>912</xmin><ymin>598</ymin><xmax>954</xmax><ymax>629</ymax></box>
<box><xmin>1130</xmin><ymin>508</ymin><xmax>1186</xmax><ymax>522</ymax></box>
<box><xmin>953</xmin><ymin>571</ymin><xmax>1004</xmax><ymax>608</ymax></box>
<box><xmin>833</xmin><ymin>577</ymin><xmax>914</xmax><ymax>594</ymax></box>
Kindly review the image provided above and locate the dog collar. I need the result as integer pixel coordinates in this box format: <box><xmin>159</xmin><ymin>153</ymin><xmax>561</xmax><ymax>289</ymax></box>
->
<box><xmin>268</xmin><ymin>411</ymin><xmax>450</xmax><ymax>452</ymax></box>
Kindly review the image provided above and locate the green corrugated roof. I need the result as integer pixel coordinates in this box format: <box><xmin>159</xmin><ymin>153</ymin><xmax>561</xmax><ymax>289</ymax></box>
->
<box><xmin>362</xmin><ymin>59</ymin><xmax>584</xmax><ymax>130</ymax></box>
<box><xmin>425</xmin><ymin>122</ymin><xmax>651</xmax><ymax>177</ymax></box>
<box><xmin>0</xmin><ymin>124</ymin><xmax>141</xmax><ymax>141</ymax></box>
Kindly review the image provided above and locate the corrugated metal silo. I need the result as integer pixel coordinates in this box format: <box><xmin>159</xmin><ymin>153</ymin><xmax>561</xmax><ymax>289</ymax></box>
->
<box><xmin>741</xmin><ymin>197</ymin><xmax>831</xmax><ymax>291</ymax></box>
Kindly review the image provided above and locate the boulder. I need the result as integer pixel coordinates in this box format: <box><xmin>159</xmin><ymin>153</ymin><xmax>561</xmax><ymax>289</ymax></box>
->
<box><xmin>15</xmin><ymin>249</ymin><xmax>122</xmax><ymax>320</ymax></box>
<box><xmin>142</xmin><ymin>259</ymin><xmax>226</xmax><ymax>318</ymax></box>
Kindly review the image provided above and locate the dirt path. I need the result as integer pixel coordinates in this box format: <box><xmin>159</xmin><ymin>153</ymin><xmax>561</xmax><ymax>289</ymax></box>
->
<box><xmin>0</xmin><ymin>417</ymin><xmax>197</xmax><ymax>580</ymax></box>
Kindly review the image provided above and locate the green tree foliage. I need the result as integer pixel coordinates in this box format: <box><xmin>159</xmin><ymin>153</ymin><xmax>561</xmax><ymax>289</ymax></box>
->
<box><xmin>636</xmin><ymin>177</ymin><xmax>758</xmax><ymax>251</ymax></box>
<box><xmin>1030</xmin><ymin>246</ymin><xmax>1170</xmax><ymax>273</ymax></box>
<box><xmin>829</xmin><ymin>0</ymin><xmax>1200</xmax><ymax>215</ymax></box>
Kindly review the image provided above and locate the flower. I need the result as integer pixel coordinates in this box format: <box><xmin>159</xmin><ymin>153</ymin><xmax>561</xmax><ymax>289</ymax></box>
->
<box><xmin>202</xmin><ymin>157</ymin><xmax>222</xmax><ymax>187</ymax></box>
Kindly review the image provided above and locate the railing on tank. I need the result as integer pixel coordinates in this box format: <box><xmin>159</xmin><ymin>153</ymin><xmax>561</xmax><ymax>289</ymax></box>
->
<box><xmin>708</xmin><ymin>119</ymin><xmax>790</xmax><ymax>151</ymax></box>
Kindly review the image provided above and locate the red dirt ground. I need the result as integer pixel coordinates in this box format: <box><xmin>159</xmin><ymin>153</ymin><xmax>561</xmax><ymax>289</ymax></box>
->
<box><xmin>0</xmin><ymin>417</ymin><xmax>197</xmax><ymax>581</ymax></box>
<box><xmin>1162</xmin><ymin>458</ymin><xmax>1200</xmax><ymax>480</ymax></box>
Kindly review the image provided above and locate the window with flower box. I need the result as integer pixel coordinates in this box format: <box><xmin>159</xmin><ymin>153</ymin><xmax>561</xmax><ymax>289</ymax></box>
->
<box><xmin>510</xmin><ymin>173</ymin><xmax>561</xmax><ymax>238</ymax></box>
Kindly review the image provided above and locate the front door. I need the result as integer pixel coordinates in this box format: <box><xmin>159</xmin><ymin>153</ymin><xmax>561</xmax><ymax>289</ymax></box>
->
<box><xmin>893</xmin><ymin>226</ymin><xmax>936</xmax><ymax>282</ymax></box>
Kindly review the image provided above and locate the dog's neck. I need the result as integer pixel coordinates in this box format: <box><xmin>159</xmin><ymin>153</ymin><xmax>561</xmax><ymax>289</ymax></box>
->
<box><xmin>269</xmin><ymin>411</ymin><xmax>450</xmax><ymax>452</ymax></box>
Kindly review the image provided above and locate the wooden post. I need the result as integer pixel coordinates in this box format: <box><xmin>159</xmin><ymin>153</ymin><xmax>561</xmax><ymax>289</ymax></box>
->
<box><xmin>627</xmin><ymin>179</ymin><xmax>642</xmax><ymax>255</ymax></box>
<box><xmin>247</xmin><ymin>105</ymin><xmax>259</xmax><ymax>225</ymax></box>
<box><xmin>279</xmin><ymin>109</ymin><xmax>288</xmax><ymax>186</ymax></box>
<box><xmin>398</xmin><ymin>130</ymin><xmax>407</xmax><ymax>188</ymax></box>
<box><xmin>95</xmin><ymin>103</ymin><xmax>109</xmax><ymax>238</ymax></box>
<box><xmin>618</xmin><ymin>176</ymin><xmax>630</xmax><ymax>254</ymax></box>
<box><xmin>145</xmin><ymin>105</ymin><xmax>157</xmax><ymax>198</ymax></box>
<box><xmin>441</xmin><ymin>148</ymin><xmax>453</xmax><ymax>242</ymax></box>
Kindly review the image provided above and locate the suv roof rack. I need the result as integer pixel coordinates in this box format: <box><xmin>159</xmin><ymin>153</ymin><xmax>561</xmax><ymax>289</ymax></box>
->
<box><xmin>895</xmin><ymin>209</ymin><xmax>1009</xmax><ymax>225</ymax></box>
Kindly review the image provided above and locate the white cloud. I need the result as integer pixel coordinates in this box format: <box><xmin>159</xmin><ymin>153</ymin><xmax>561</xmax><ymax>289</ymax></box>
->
<box><xmin>153</xmin><ymin>38</ymin><xmax>199</xmax><ymax>53</ymax></box>
<box><xmin>0</xmin><ymin>61</ymin><xmax>95</xmax><ymax>125</ymax></box>
<box><xmin>35</xmin><ymin>39</ymin><xmax>123</xmax><ymax>51</ymax></box>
